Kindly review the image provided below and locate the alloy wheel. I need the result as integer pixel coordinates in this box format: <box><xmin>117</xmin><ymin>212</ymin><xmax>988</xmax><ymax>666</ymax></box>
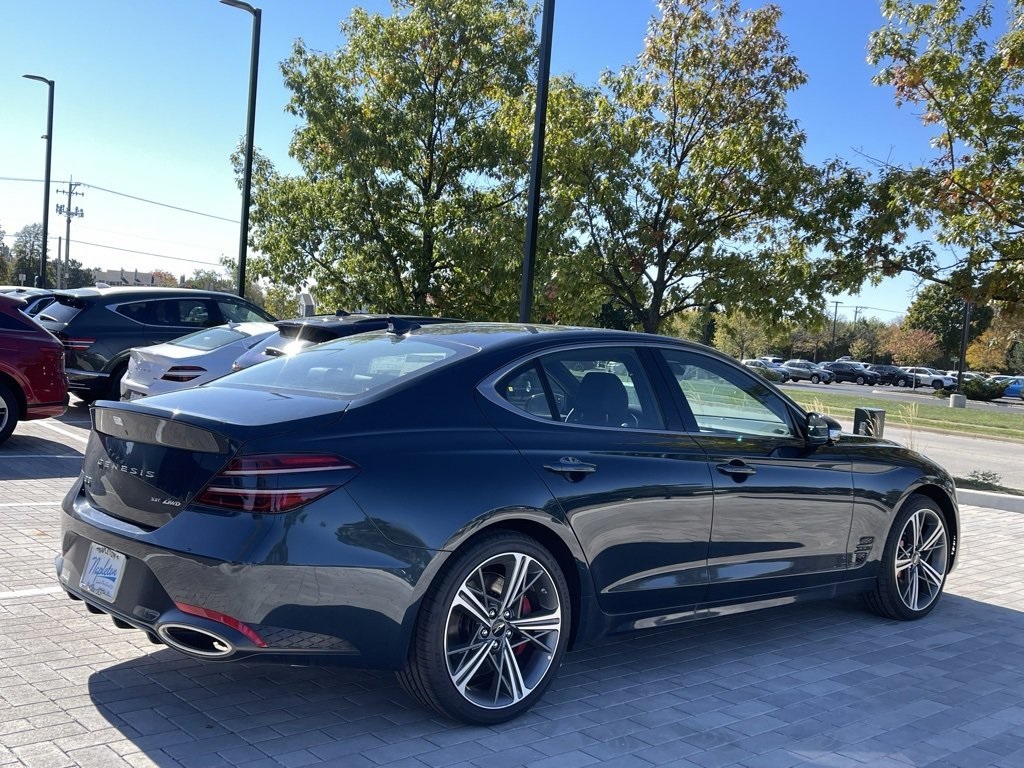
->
<box><xmin>894</xmin><ymin>508</ymin><xmax>948</xmax><ymax>612</ymax></box>
<box><xmin>444</xmin><ymin>551</ymin><xmax>562</xmax><ymax>711</ymax></box>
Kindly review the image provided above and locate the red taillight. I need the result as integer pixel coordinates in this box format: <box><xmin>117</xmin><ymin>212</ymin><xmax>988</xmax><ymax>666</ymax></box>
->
<box><xmin>63</xmin><ymin>338</ymin><xmax>95</xmax><ymax>351</ymax></box>
<box><xmin>175</xmin><ymin>602</ymin><xmax>267</xmax><ymax>648</ymax></box>
<box><xmin>161</xmin><ymin>365</ymin><xmax>207</xmax><ymax>383</ymax></box>
<box><xmin>221</xmin><ymin>454</ymin><xmax>354</xmax><ymax>475</ymax></box>
<box><xmin>195</xmin><ymin>454</ymin><xmax>355</xmax><ymax>514</ymax></box>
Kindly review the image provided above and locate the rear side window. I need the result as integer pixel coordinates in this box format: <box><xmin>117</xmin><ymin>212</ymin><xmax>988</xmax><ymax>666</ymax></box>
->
<box><xmin>213</xmin><ymin>334</ymin><xmax>470</xmax><ymax>398</ymax></box>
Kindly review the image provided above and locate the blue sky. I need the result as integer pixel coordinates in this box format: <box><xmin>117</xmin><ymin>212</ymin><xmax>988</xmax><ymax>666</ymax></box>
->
<box><xmin>1</xmin><ymin>0</ymin><xmax>939</xmax><ymax>322</ymax></box>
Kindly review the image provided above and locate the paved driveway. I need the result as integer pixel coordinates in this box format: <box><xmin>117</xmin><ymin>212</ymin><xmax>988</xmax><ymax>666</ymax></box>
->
<box><xmin>1</xmin><ymin>415</ymin><xmax>1023</xmax><ymax>767</ymax></box>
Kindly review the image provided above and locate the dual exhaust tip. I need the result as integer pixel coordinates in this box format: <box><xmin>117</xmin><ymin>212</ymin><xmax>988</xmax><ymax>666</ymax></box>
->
<box><xmin>156</xmin><ymin>623</ymin><xmax>236</xmax><ymax>659</ymax></box>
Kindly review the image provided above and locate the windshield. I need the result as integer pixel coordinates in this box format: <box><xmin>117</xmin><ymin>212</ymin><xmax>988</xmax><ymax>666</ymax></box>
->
<box><xmin>213</xmin><ymin>333</ymin><xmax>474</xmax><ymax>398</ymax></box>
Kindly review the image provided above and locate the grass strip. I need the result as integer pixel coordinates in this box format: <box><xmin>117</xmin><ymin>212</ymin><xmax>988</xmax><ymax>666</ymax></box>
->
<box><xmin>785</xmin><ymin>389</ymin><xmax>1024</xmax><ymax>442</ymax></box>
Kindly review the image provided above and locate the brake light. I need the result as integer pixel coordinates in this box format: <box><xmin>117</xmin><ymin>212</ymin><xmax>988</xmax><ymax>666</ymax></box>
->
<box><xmin>162</xmin><ymin>365</ymin><xmax>207</xmax><ymax>383</ymax></box>
<box><xmin>63</xmin><ymin>338</ymin><xmax>95</xmax><ymax>351</ymax></box>
<box><xmin>175</xmin><ymin>602</ymin><xmax>267</xmax><ymax>647</ymax></box>
<box><xmin>195</xmin><ymin>454</ymin><xmax>355</xmax><ymax>513</ymax></box>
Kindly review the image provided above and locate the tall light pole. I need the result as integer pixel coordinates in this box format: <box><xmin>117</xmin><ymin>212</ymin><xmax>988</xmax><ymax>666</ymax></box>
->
<box><xmin>23</xmin><ymin>74</ymin><xmax>54</xmax><ymax>289</ymax></box>
<box><xmin>221</xmin><ymin>0</ymin><xmax>262</xmax><ymax>299</ymax></box>
<box><xmin>518</xmin><ymin>0</ymin><xmax>556</xmax><ymax>323</ymax></box>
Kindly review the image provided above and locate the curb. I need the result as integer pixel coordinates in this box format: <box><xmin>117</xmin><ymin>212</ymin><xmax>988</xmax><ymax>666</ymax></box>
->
<box><xmin>956</xmin><ymin>488</ymin><xmax>1024</xmax><ymax>513</ymax></box>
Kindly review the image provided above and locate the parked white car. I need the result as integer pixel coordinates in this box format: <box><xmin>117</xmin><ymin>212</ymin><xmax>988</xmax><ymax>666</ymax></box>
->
<box><xmin>120</xmin><ymin>322</ymin><xmax>278</xmax><ymax>400</ymax></box>
<box><xmin>898</xmin><ymin>367</ymin><xmax>956</xmax><ymax>389</ymax></box>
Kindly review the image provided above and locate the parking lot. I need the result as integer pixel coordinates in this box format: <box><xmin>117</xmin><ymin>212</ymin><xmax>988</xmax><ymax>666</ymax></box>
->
<box><xmin>2</xmin><ymin>413</ymin><xmax>1024</xmax><ymax>768</ymax></box>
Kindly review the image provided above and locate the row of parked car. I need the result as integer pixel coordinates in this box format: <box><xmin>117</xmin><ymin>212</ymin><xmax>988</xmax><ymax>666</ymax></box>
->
<box><xmin>742</xmin><ymin>355</ymin><xmax>1024</xmax><ymax>396</ymax></box>
<box><xmin>0</xmin><ymin>284</ymin><xmax>459</xmax><ymax>445</ymax></box>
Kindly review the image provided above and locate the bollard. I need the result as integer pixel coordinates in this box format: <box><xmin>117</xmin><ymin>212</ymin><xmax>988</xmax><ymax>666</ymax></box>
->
<box><xmin>853</xmin><ymin>407</ymin><xmax>885</xmax><ymax>437</ymax></box>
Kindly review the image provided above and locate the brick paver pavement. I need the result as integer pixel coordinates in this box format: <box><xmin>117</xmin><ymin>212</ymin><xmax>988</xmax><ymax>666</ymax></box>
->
<box><xmin>1</xmin><ymin>413</ymin><xmax>1023</xmax><ymax>767</ymax></box>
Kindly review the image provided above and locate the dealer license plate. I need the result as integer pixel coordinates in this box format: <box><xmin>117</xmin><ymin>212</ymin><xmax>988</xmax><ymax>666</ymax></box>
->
<box><xmin>79</xmin><ymin>543</ymin><xmax>126</xmax><ymax>603</ymax></box>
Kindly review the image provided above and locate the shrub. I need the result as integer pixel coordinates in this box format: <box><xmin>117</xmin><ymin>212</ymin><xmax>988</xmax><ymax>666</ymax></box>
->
<box><xmin>962</xmin><ymin>378</ymin><xmax>1008</xmax><ymax>401</ymax></box>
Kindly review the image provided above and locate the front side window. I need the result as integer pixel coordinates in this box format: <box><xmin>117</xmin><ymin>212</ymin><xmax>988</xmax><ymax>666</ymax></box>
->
<box><xmin>660</xmin><ymin>350</ymin><xmax>794</xmax><ymax>438</ymax></box>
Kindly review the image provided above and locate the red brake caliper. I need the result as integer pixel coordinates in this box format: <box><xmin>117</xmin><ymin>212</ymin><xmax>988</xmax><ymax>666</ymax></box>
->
<box><xmin>514</xmin><ymin>596</ymin><xmax>532</xmax><ymax>656</ymax></box>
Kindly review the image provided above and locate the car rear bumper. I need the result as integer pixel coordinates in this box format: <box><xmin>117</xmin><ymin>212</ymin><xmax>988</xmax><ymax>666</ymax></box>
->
<box><xmin>57</xmin><ymin>479</ymin><xmax>436</xmax><ymax>669</ymax></box>
<box><xmin>26</xmin><ymin>399</ymin><xmax>67</xmax><ymax>421</ymax></box>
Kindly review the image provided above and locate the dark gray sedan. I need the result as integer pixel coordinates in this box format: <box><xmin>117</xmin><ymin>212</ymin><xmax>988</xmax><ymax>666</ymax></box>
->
<box><xmin>57</xmin><ymin>323</ymin><xmax>959</xmax><ymax>724</ymax></box>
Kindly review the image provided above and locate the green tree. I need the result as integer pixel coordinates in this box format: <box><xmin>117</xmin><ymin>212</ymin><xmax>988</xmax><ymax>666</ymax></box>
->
<box><xmin>713</xmin><ymin>310</ymin><xmax>769</xmax><ymax>359</ymax></box>
<box><xmin>63</xmin><ymin>259</ymin><xmax>95</xmax><ymax>289</ymax></box>
<box><xmin>563</xmin><ymin>0</ymin><xmax>869</xmax><ymax>334</ymax></box>
<box><xmin>904</xmin><ymin>282</ymin><xmax>993</xmax><ymax>360</ymax></box>
<box><xmin>868</xmin><ymin>0</ymin><xmax>1024</xmax><ymax>307</ymax></box>
<box><xmin>263</xmin><ymin>283</ymin><xmax>300</xmax><ymax>319</ymax></box>
<box><xmin>11</xmin><ymin>224</ymin><xmax>49</xmax><ymax>287</ymax></box>
<box><xmin>245</xmin><ymin>0</ymin><xmax>537</xmax><ymax>320</ymax></box>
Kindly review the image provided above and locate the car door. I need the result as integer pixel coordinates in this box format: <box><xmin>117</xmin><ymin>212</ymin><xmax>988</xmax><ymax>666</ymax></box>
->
<box><xmin>653</xmin><ymin>348</ymin><xmax>855</xmax><ymax>603</ymax></box>
<box><xmin>481</xmin><ymin>345</ymin><xmax>714</xmax><ymax>616</ymax></box>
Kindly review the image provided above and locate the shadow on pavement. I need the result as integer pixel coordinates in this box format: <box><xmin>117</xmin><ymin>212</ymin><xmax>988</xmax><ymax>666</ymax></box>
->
<box><xmin>83</xmin><ymin>593</ymin><xmax>1024</xmax><ymax>766</ymax></box>
<box><xmin>0</xmin><ymin>433</ymin><xmax>83</xmax><ymax>481</ymax></box>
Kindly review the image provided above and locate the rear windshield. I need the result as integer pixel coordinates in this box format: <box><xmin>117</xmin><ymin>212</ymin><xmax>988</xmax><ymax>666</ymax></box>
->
<box><xmin>171</xmin><ymin>327</ymin><xmax>248</xmax><ymax>351</ymax></box>
<box><xmin>38</xmin><ymin>299</ymin><xmax>82</xmax><ymax>324</ymax></box>
<box><xmin>212</xmin><ymin>333</ymin><xmax>472</xmax><ymax>398</ymax></box>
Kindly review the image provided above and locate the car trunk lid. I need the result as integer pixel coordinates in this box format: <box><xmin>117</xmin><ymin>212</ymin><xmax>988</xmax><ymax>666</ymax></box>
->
<box><xmin>83</xmin><ymin>387</ymin><xmax>349</xmax><ymax>529</ymax></box>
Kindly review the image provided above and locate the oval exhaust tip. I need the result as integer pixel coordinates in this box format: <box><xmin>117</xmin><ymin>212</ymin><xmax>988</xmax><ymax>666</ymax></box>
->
<box><xmin>157</xmin><ymin>623</ymin><xmax>235</xmax><ymax>659</ymax></box>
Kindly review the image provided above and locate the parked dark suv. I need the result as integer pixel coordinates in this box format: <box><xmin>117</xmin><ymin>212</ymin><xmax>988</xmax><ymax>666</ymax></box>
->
<box><xmin>37</xmin><ymin>287</ymin><xmax>274</xmax><ymax>403</ymax></box>
<box><xmin>822</xmin><ymin>361</ymin><xmax>881</xmax><ymax>385</ymax></box>
<box><xmin>866</xmin><ymin>364</ymin><xmax>910</xmax><ymax>386</ymax></box>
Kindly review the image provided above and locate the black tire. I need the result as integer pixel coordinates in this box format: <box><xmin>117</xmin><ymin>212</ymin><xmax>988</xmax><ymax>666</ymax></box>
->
<box><xmin>810</xmin><ymin>374</ymin><xmax>820</xmax><ymax>384</ymax></box>
<box><xmin>863</xmin><ymin>494</ymin><xmax>950</xmax><ymax>621</ymax></box>
<box><xmin>896</xmin><ymin>378</ymin><xmax>908</xmax><ymax>388</ymax></box>
<box><xmin>931</xmin><ymin>380</ymin><xmax>943</xmax><ymax>389</ymax></box>
<box><xmin>856</xmin><ymin>375</ymin><xmax>866</xmax><ymax>385</ymax></box>
<box><xmin>0</xmin><ymin>381</ymin><xmax>20</xmax><ymax>446</ymax></box>
<box><xmin>397</xmin><ymin>532</ymin><xmax>571</xmax><ymax>724</ymax></box>
<box><xmin>106</xmin><ymin>363</ymin><xmax>129</xmax><ymax>401</ymax></box>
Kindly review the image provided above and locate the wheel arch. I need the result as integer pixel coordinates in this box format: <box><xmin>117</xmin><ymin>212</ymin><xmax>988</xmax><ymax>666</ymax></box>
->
<box><xmin>400</xmin><ymin>511</ymin><xmax>593</xmax><ymax>661</ymax></box>
<box><xmin>0</xmin><ymin>370</ymin><xmax>28</xmax><ymax>419</ymax></box>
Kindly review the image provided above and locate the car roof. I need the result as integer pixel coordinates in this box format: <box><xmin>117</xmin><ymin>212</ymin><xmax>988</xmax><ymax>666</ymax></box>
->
<box><xmin>52</xmin><ymin>286</ymin><xmax>245</xmax><ymax>301</ymax></box>
<box><xmin>274</xmin><ymin>312</ymin><xmax>464</xmax><ymax>331</ymax></box>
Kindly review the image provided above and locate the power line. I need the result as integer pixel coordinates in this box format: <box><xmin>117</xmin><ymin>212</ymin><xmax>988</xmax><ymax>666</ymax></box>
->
<box><xmin>0</xmin><ymin>176</ymin><xmax>239</xmax><ymax>223</ymax></box>
<box><xmin>83</xmin><ymin>183</ymin><xmax>239</xmax><ymax>223</ymax></box>
<box><xmin>68</xmin><ymin>239</ymin><xmax>223</xmax><ymax>267</ymax></box>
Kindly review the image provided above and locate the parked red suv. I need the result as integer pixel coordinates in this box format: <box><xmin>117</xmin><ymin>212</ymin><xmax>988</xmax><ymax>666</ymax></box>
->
<box><xmin>0</xmin><ymin>294</ymin><xmax>68</xmax><ymax>445</ymax></box>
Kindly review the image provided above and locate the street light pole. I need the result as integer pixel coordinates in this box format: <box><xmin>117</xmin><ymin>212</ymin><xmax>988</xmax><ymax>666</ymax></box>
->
<box><xmin>221</xmin><ymin>0</ymin><xmax>262</xmax><ymax>300</ymax></box>
<box><xmin>23</xmin><ymin>74</ymin><xmax>54</xmax><ymax>289</ymax></box>
<box><xmin>518</xmin><ymin>0</ymin><xmax>556</xmax><ymax>323</ymax></box>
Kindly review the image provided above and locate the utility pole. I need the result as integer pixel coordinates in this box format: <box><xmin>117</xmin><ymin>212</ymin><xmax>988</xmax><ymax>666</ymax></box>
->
<box><xmin>829</xmin><ymin>301</ymin><xmax>841</xmax><ymax>360</ymax></box>
<box><xmin>55</xmin><ymin>177</ymin><xmax>83</xmax><ymax>289</ymax></box>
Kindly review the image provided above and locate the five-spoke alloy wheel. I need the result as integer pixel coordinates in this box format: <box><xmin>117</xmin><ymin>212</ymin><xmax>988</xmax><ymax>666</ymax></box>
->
<box><xmin>398</xmin><ymin>532</ymin><xmax>570</xmax><ymax>724</ymax></box>
<box><xmin>864</xmin><ymin>495</ymin><xmax>951</xmax><ymax>620</ymax></box>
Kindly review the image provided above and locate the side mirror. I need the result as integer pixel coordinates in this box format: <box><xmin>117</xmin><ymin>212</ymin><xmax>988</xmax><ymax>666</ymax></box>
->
<box><xmin>806</xmin><ymin>412</ymin><xmax>841</xmax><ymax>446</ymax></box>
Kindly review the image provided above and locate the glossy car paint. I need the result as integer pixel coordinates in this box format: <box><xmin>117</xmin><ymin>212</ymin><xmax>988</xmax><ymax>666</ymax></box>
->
<box><xmin>0</xmin><ymin>294</ymin><xmax>67</xmax><ymax>436</ymax></box>
<box><xmin>57</xmin><ymin>324</ymin><xmax>959</xmax><ymax>675</ymax></box>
